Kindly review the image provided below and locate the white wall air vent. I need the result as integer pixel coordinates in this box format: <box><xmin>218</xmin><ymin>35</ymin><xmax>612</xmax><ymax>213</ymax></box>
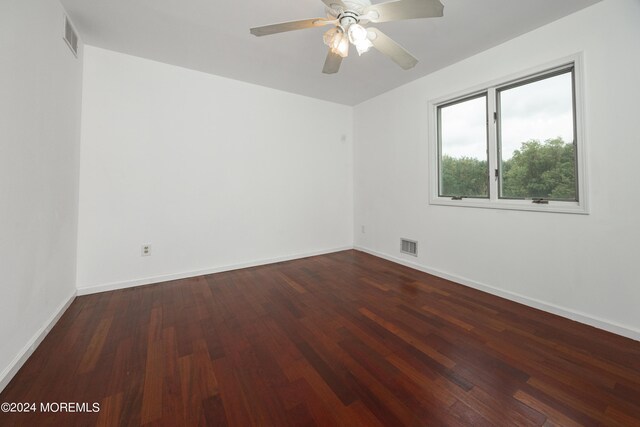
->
<box><xmin>400</xmin><ymin>238</ymin><xmax>418</xmax><ymax>256</ymax></box>
<box><xmin>63</xmin><ymin>15</ymin><xmax>78</xmax><ymax>57</ymax></box>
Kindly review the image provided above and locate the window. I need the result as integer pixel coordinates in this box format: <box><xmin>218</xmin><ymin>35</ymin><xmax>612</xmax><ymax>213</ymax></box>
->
<box><xmin>429</xmin><ymin>55</ymin><xmax>587</xmax><ymax>214</ymax></box>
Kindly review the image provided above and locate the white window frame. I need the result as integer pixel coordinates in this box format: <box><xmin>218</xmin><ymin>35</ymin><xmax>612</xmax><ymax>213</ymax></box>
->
<box><xmin>428</xmin><ymin>53</ymin><xmax>588</xmax><ymax>214</ymax></box>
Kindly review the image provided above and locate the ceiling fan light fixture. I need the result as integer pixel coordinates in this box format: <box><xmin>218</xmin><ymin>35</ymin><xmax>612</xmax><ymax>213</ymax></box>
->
<box><xmin>334</xmin><ymin>34</ymin><xmax>350</xmax><ymax>57</ymax></box>
<box><xmin>354</xmin><ymin>38</ymin><xmax>373</xmax><ymax>56</ymax></box>
<box><xmin>324</xmin><ymin>28</ymin><xmax>349</xmax><ymax>58</ymax></box>
<box><xmin>347</xmin><ymin>23</ymin><xmax>373</xmax><ymax>55</ymax></box>
<box><xmin>323</xmin><ymin>27</ymin><xmax>339</xmax><ymax>45</ymax></box>
<box><xmin>347</xmin><ymin>23</ymin><xmax>367</xmax><ymax>44</ymax></box>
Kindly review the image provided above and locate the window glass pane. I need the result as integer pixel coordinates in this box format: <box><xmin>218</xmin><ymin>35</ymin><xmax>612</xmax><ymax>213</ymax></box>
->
<box><xmin>438</xmin><ymin>95</ymin><xmax>488</xmax><ymax>198</ymax></box>
<box><xmin>498</xmin><ymin>71</ymin><xmax>577</xmax><ymax>200</ymax></box>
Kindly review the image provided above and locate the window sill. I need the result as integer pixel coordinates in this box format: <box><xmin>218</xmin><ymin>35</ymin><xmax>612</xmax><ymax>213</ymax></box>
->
<box><xmin>429</xmin><ymin>197</ymin><xmax>588</xmax><ymax>215</ymax></box>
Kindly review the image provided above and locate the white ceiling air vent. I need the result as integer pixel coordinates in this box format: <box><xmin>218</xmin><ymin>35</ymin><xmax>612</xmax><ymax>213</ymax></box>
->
<box><xmin>63</xmin><ymin>15</ymin><xmax>78</xmax><ymax>57</ymax></box>
<box><xmin>400</xmin><ymin>238</ymin><xmax>418</xmax><ymax>256</ymax></box>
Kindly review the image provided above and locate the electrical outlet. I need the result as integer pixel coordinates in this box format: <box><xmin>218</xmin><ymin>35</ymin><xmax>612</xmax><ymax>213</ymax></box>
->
<box><xmin>141</xmin><ymin>244</ymin><xmax>151</xmax><ymax>256</ymax></box>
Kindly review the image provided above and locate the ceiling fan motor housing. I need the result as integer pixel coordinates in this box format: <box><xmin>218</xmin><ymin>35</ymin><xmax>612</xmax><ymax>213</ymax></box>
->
<box><xmin>338</xmin><ymin>11</ymin><xmax>359</xmax><ymax>29</ymax></box>
<box><xmin>330</xmin><ymin>0</ymin><xmax>381</xmax><ymax>30</ymax></box>
<box><xmin>334</xmin><ymin>0</ymin><xmax>372</xmax><ymax>13</ymax></box>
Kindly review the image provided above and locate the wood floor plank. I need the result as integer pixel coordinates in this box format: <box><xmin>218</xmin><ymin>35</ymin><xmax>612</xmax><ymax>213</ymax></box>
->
<box><xmin>140</xmin><ymin>338</ymin><xmax>163</xmax><ymax>424</ymax></box>
<box><xmin>514</xmin><ymin>390</ymin><xmax>585</xmax><ymax>427</ymax></box>
<box><xmin>605</xmin><ymin>405</ymin><xmax>640</xmax><ymax>426</ymax></box>
<box><xmin>359</xmin><ymin>307</ymin><xmax>457</xmax><ymax>369</ymax></box>
<box><xmin>1</xmin><ymin>250</ymin><xmax>639</xmax><ymax>426</ymax></box>
<box><xmin>96</xmin><ymin>392</ymin><xmax>123</xmax><ymax>427</ymax></box>
<box><xmin>278</xmin><ymin>272</ymin><xmax>308</xmax><ymax>294</ymax></box>
<box><xmin>212</xmin><ymin>358</ymin><xmax>256</xmax><ymax>427</ymax></box>
<box><xmin>77</xmin><ymin>316</ymin><xmax>113</xmax><ymax>374</ymax></box>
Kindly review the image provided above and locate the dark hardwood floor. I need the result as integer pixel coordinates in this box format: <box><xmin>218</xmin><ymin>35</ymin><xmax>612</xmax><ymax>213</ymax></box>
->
<box><xmin>1</xmin><ymin>250</ymin><xmax>639</xmax><ymax>426</ymax></box>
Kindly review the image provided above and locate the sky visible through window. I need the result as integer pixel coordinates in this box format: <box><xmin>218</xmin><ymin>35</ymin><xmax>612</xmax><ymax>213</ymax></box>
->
<box><xmin>500</xmin><ymin>72</ymin><xmax>574</xmax><ymax>160</ymax></box>
<box><xmin>440</xmin><ymin>72</ymin><xmax>574</xmax><ymax>161</ymax></box>
<box><xmin>440</xmin><ymin>95</ymin><xmax>487</xmax><ymax>161</ymax></box>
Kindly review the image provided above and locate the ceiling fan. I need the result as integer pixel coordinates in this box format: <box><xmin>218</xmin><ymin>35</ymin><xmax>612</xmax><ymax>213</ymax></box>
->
<box><xmin>250</xmin><ymin>0</ymin><xmax>444</xmax><ymax>74</ymax></box>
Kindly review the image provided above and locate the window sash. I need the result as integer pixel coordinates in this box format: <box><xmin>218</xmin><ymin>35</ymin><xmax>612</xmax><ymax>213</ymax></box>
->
<box><xmin>437</xmin><ymin>92</ymin><xmax>489</xmax><ymax>199</ymax></box>
<box><xmin>495</xmin><ymin>66</ymin><xmax>579</xmax><ymax>202</ymax></box>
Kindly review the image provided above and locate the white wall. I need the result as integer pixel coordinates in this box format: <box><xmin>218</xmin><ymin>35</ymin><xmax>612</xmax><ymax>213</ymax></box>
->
<box><xmin>354</xmin><ymin>0</ymin><xmax>640</xmax><ymax>339</ymax></box>
<box><xmin>0</xmin><ymin>1</ymin><xmax>83</xmax><ymax>390</ymax></box>
<box><xmin>76</xmin><ymin>47</ymin><xmax>353</xmax><ymax>293</ymax></box>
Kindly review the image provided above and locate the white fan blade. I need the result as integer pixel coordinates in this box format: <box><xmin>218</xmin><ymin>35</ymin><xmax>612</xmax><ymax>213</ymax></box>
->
<box><xmin>364</xmin><ymin>0</ymin><xmax>444</xmax><ymax>23</ymax></box>
<box><xmin>322</xmin><ymin>50</ymin><xmax>343</xmax><ymax>74</ymax></box>
<box><xmin>368</xmin><ymin>28</ymin><xmax>418</xmax><ymax>69</ymax></box>
<box><xmin>250</xmin><ymin>18</ymin><xmax>333</xmax><ymax>36</ymax></box>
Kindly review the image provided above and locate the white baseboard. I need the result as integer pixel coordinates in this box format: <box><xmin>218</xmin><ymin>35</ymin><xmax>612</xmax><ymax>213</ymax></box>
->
<box><xmin>0</xmin><ymin>290</ymin><xmax>77</xmax><ymax>393</ymax></box>
<box><xmin>355</xmin><ymin>246</ymin><xmax>640</xmax><ymax>342</ymax></box>
<box><xmin>77</xmin><ymin>246</ymin><xmax>354</xmax><ymax>296</ymax></box>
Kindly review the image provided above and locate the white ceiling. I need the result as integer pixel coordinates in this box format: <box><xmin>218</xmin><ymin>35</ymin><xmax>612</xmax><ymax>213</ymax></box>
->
<box><xmin>60</xmin><ymin>0</ymin><xmax>600</xmax><ymax>105</ymax></box>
